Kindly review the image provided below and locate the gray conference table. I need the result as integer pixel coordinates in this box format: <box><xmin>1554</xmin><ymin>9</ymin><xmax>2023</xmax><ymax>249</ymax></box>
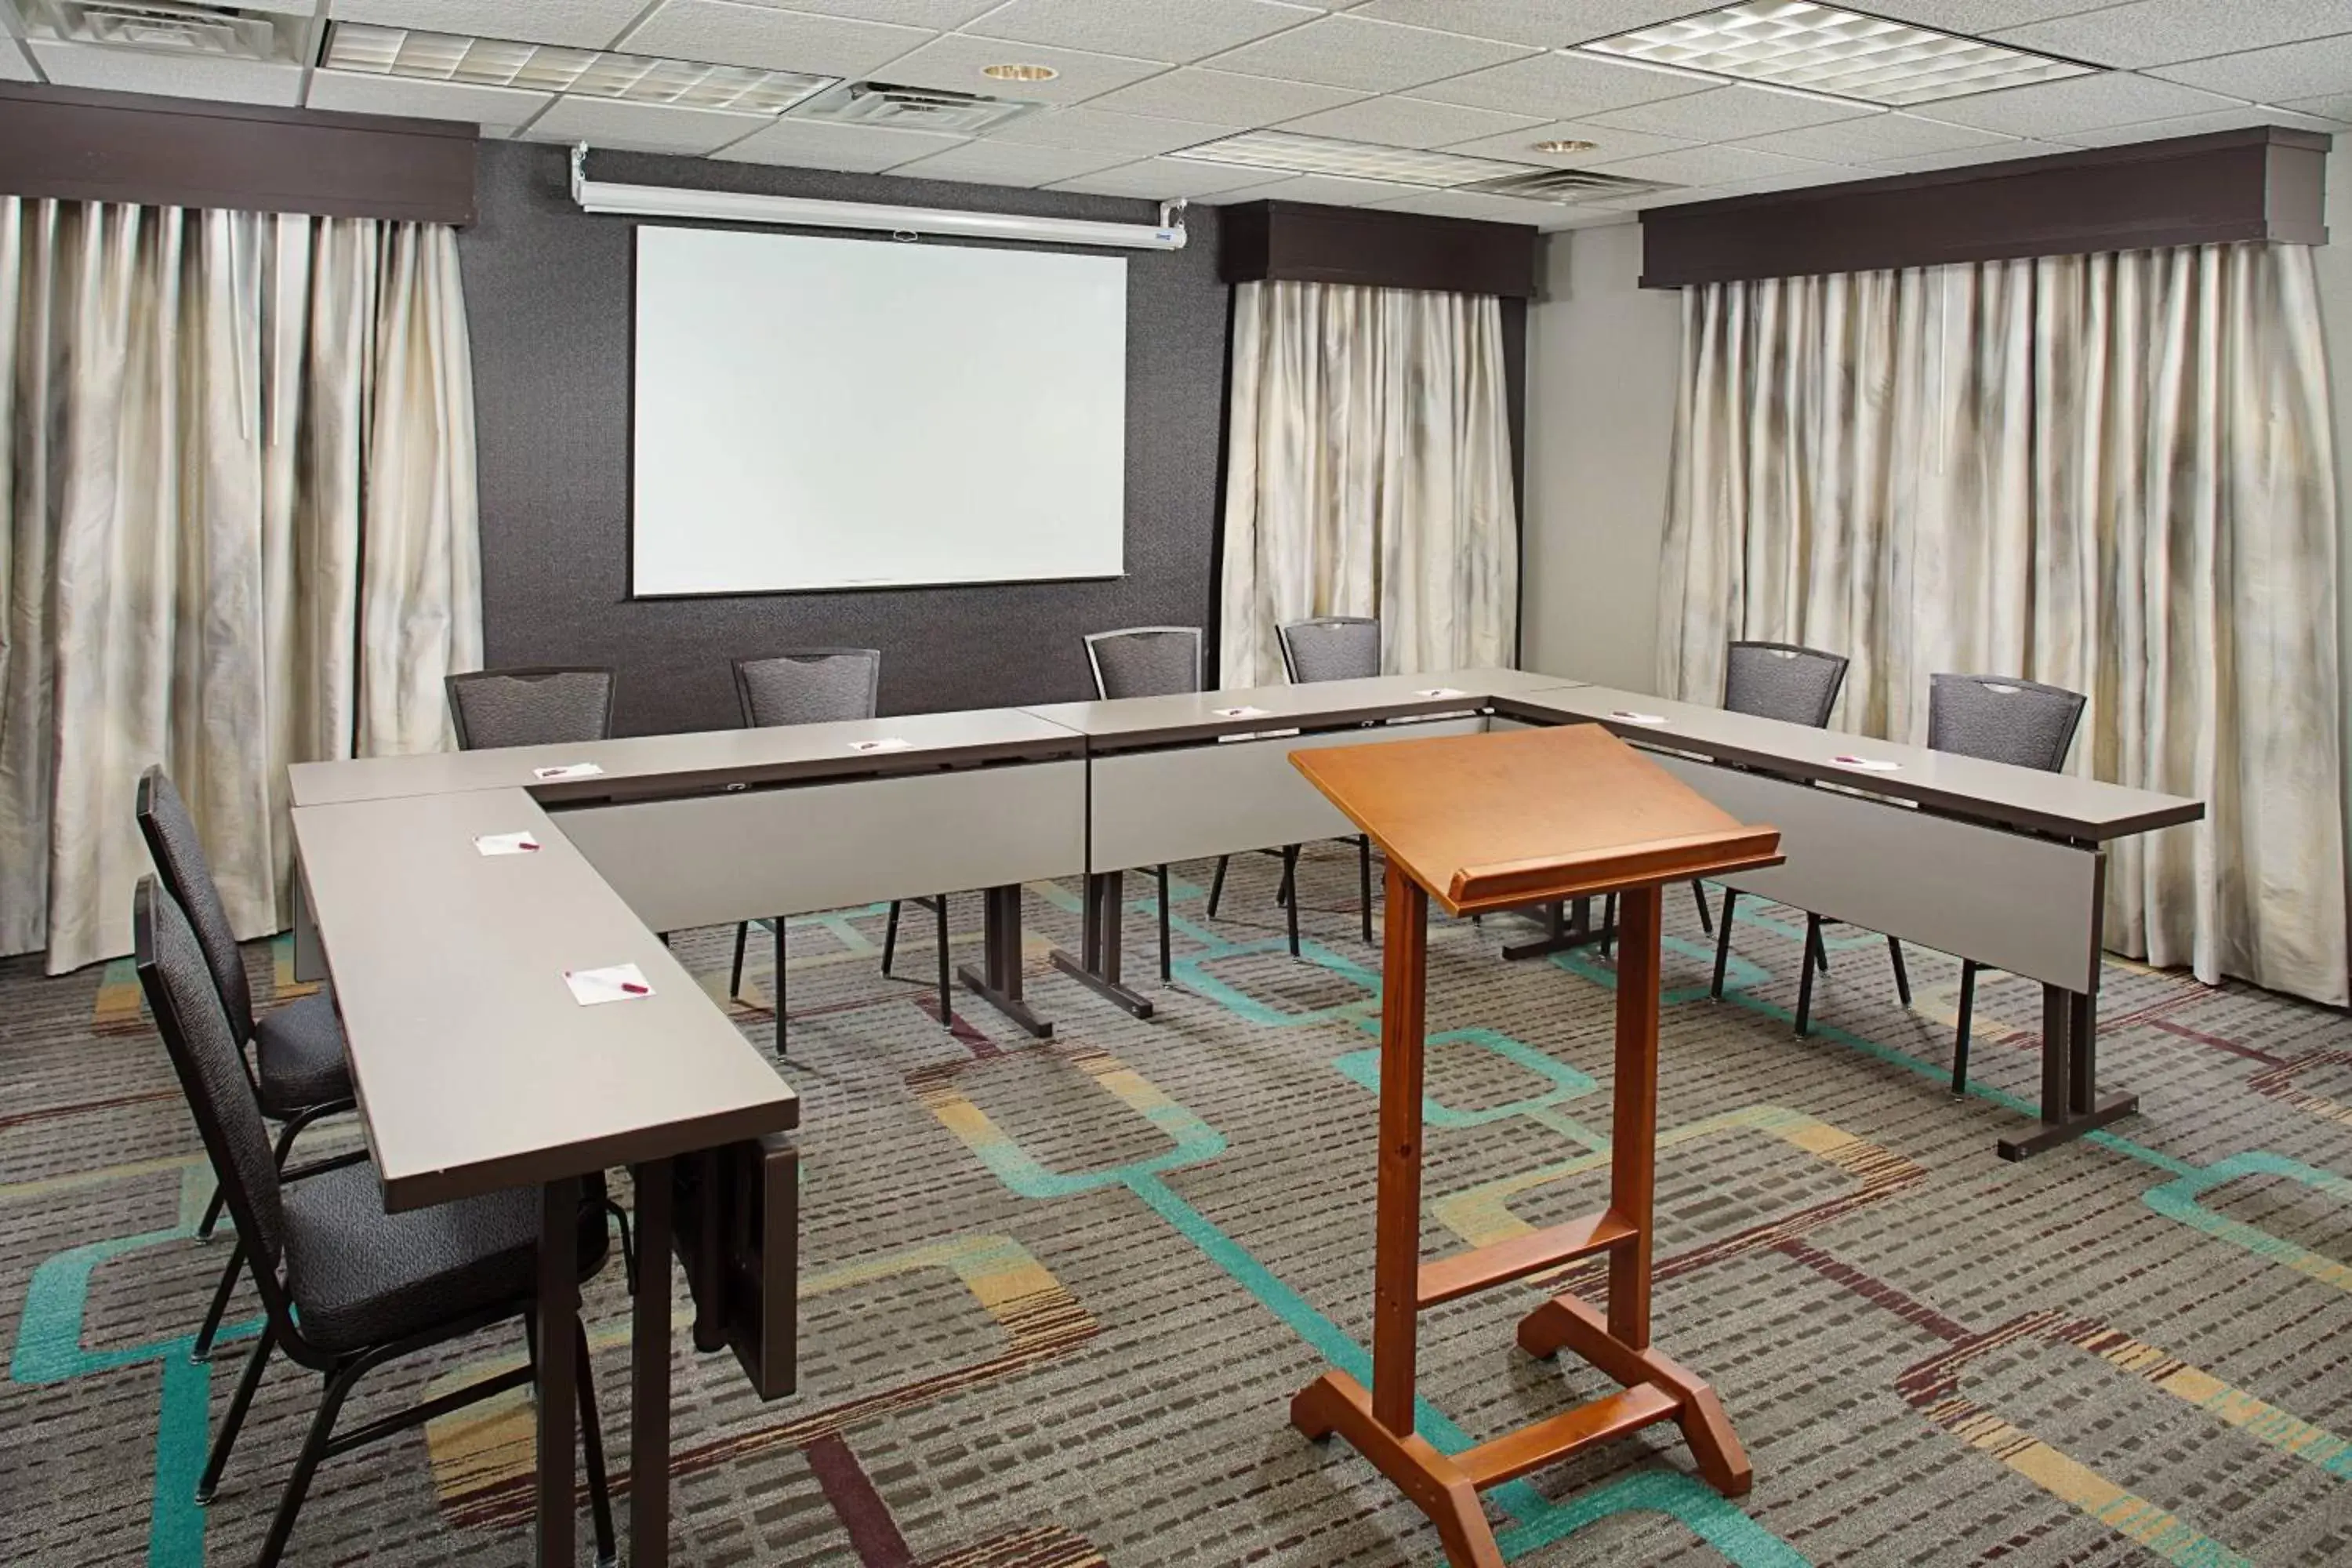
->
<box><xmin>291</xmin><ymin>786</ymin><xmax>797</xmax><ymax>1568</ymax></box>
<box><xmin>1493</xmin><ymin>684</ymin><xmax>2206</xmax><ymax>1159</ymax></box>
<box><xmin>1022</xmin><ymin>668</ymin><xmax>1588</xmax><ymax>1015</ymax></box>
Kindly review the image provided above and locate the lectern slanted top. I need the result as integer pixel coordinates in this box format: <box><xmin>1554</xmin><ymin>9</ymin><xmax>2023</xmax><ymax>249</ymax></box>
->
<box><xmin>1287</xmin><ymin>723</ymin><xmax>1784</xmax><ymax>1568</ymax></box>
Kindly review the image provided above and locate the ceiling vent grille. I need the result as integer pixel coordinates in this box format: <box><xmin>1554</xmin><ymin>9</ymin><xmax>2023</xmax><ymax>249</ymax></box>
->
<box><xmin>1465</xmin><ymin>166</ymin><xmax>1675</xmax><ymax>203</ymax></box>
<box><xmin>21</xmin><ymin>0</ymin><xmax>289</xmax><ymax>60</ymax></box>
<box><xmin>788</xmin><ymin>80</ymin><xmax>1038</xmax><ymax>136</ymax></box>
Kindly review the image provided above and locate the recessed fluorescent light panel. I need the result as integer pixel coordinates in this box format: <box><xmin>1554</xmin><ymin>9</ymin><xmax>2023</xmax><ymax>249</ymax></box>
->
<box><xmin>324</xmin><ymin>22</ymin><xmax>834</xmax><ymax>114</ymax></box>
<box><xmin>1167</xmin><ymin>131</ymin><xmax>1530</xmax><ymax>189</ymax></box>
<box><xmin>1578</xmin><ymin>2</ymin><xmax>2095</xmax><ymax>107</ymax></box>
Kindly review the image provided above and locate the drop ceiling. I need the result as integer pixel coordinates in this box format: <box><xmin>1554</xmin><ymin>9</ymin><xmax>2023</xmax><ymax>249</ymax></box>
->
<box><xmin>2</xmin><ymin>0</ymin><xmax>2346</xmax><ymax>229</ymax></box>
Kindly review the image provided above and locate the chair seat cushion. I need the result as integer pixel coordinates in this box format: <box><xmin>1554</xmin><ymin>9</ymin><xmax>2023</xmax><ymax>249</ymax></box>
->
<box><xmin>282</xmin><ymin>1165</ymin><xmax>608</xmax><ymax>1354</ymax></box>
<box><xmin>252</xmin><ymin>991</ymin><xmax>353</xmax><ymax>1116</ymax></box>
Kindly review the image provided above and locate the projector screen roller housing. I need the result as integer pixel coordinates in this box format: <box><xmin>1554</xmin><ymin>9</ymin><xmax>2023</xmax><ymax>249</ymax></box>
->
<box><xmin>631</xmin><ymin>224</ymin><xmax>1128</xmax><ymax>596</ymax></box>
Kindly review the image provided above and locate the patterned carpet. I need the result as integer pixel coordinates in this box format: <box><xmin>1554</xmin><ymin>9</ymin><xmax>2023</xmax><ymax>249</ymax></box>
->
<box><xmin>6</xmin><ymin>846</ymin><xmax>2352</xmax><ymax>1566</ymax></box>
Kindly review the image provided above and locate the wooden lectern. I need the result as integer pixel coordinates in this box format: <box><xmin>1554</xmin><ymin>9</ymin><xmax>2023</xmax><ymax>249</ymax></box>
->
<box><xmin>1287</xmin><ymin>724</ymin><xmax>1784</xmax><ymax>1567</ymax></box>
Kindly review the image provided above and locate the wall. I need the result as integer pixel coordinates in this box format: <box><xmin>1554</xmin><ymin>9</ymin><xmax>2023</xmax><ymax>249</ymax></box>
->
<box><xmin>2317</xmin><ymin>140</ymin><xmax>2352</xmax><ymax>906</ymax></box>
<box><xmin>457</xmin><ymin>140</ymin><xmax>1229</xmax><ymax>735</ymax></box>
<box><xmin>1519</xmin><ymin>220</ymin><xmax>1680</xmax><ymax>694</ymax></box>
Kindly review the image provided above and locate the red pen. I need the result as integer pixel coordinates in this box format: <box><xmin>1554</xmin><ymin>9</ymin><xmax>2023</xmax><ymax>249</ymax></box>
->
<box><xmin>621</xmin><ymin>982</ymin><xmax>650</xmax><ymax>995</ymax></box>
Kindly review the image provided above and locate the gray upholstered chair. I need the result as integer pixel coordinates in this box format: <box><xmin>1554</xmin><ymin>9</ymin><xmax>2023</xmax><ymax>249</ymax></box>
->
<box><xmin>1704</xmin><ymin>642</ymin><xmax>1853</xmax><ymax>983</ymax></box>
<box><xmin>134</xmin><ymin>877</ymin><xmax>617</xmax><ymax>1568</ymax></box>
<box><xmin>1265</xmin><ymin>616</ymin><xmax>1381</xmax><ymax>945</ymax></box>
<box><xmin>443</xmin><ymin>666</ymin><xmax>615</xmax><ymax>750</ymax></box>
<box><xmin>727</xmin><ymin>651</ymin><xmax>947</xmax><ymax>1040</ymax></box>
<box><xmin>1083</xmin><ymin>627</ymin><xmax>1226</xmax><ymax>975</ymax></box>
<box><xmin>136</xmin><ymin>767</ymin><xmax>359</xmax><ymax>1365</ymax></box>
<box><xmin>1928</xmin><ymin>674</ymin><xmax>2089</xmax><ymax>1093</ymax></box>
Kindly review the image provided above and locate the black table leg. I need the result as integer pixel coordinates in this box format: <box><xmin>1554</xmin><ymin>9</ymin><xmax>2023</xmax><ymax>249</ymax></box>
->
<box><xmin>631</xmin><ymin>1160</ymin><xmax>673</xmax><ymax>1568</ymax></box>
<box><xmin>1050</xmin><ymin>871</ymin><xmax>1155</xmax><ymax>1018</ymax></box>
<box><xmin>960</xmin><ymin>884</ymin><xmax>1053</xmax><ymax>1036</ymax></box>
<box><xmin>1997</xmin><ymin>982</ymin><xmax>2137</xmax><ymax>1160</ymax></box>
<box><xmin>535</xmin><ymin>1176</ymin><xmax>580</xmax><ymax>1568</ymax></box>
<box><xmin>1501</xmin><ymin>896</ymin><xmax>1613</xmax><ymax>961</ymax></box>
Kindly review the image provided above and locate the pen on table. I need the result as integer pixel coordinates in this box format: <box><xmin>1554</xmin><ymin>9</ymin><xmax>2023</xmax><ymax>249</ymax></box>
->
<box><xmin>622</xmin><ymin>981</ymin><xmax>650</xmax><ymax>995</ymax></box>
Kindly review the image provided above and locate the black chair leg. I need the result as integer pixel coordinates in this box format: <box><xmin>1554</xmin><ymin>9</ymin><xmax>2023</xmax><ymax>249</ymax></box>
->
<box><xmin>1795</xmin><ymin>917</ymin><xmax>1821</xmax><ymax>1036</ymax></box>
<box><xmin>1359</xmin><ymin>837</ymin><xmax>1374</xmax><ymax>945</ymax></box>
<box><xmin>935</xmin><ymin>895</ymin><xmax>952</xmax><ymax>1023</ymax></box>
<box><xmin>1813</xmin><ymin>920</ymin><xmax>1831</xmax><ymax>973</ymax></box>
<box><xmin>1952</xmin><ymin>960</ymin><xmax>1979</xmax><ymax>1095</ymax></box>
<box><xmin>1601</xmin><ymin>893</ymin><xmax>1617</xmax><ymax>960</ymax></box>
<box><xmin>1692</xmin><ymin>880</ymin><xmax>1713</xmax><ymax>935</ymax></box>
<box><xmin>576</xmin><ymin>1325</ymin><xmax>618</xmax><ymax>1568</ymax></box>
<box><xmin>197</xmin><ymin>1320</ymin><xmax>274</xmax><ymax>1503</ymax></box>
<box><xmin>1156</xmin><ymin>866</ymin><xmax>1172</xmax><ymax>984</ymax></box>
<box><xmin>1280</xmin><ymin>846</ymin><xmax>1301</xmax><ymax>958</ymax></box>
<box><xmin>1710</xmin><ymin>889</ymin><xmax>1738</xmax><ymax>1000</ymax></box>
<box><xmin>728</xmin><ymin>922</ymin><xmax>749</xmax><ymax>1000</ymax></box>
<box><xmin>1888</xmin><ymin>938</ymin><xmax>1911</xmax><ymax>1008</ymax></box>
<box><xmin>1207</xmin><ymin>855</ymin><xmax>1229</xmax><ymax>919</ymax></box>
<box><xmin>255</xmin><ymin>1351</ymin><xmax>367</xmax><ymax>1568</ymax></box>
<box><xmin>775</xmin><ymin>917</ymin><xmax>788</xmax><ymax>1055</ymax></box>
<box><xmin>881</xmin><ymin>899</ymin><xmax>902</xmax><ymax>975</ymax></box>
<box><xmin>604</xmin><ymin>1199</ymin><xmax>634</xmax><ymax>1283</ymax></box>
<box><xmin>194</xmin><ymin>1185</ymin><xmax>227</xmax><ymax>1243</ymax></box>
<box><xmin>191</xmin><ymin>1240</ymin><xmax>243</xmax><ymax>1363</ymax></box>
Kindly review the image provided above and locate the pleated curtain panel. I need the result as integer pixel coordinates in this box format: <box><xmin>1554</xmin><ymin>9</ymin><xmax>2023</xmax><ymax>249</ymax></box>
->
<box><xmin>1658</xmin><ymin>241</ymin><xmax>2347</xmax><ymax>1005</ymax></box>
<box><xmin>1219</xmin><ymin>278</ymin><xmax>1519</xmax><ymax>688</ymax></box>
<box><xmin>0</xmin><ymin>198</ymin><xmax>483</xmax><ymax>973</ymax></box>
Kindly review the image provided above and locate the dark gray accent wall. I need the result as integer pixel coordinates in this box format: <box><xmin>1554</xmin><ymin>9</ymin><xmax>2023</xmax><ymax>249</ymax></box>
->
<box><xmin>458</xmin><ymin>140</ymin><xmax>1228</xmax><ymax>735</ymax></box>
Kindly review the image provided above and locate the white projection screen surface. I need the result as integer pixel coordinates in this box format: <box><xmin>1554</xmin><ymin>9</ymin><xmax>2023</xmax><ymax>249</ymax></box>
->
<box><xmin>631</xmin><ymin>224</ymin><xmax>1128</xmax><ymax>595</ymax></box>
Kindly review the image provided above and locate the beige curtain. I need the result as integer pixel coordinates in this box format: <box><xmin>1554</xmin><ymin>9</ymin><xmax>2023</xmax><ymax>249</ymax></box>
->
<box><xmin>1219</xmin><ymin>279</ymin><xmax>1518</xmax><ymax>687</ymax></box>
<box><xmin>1659</xmin><ymin>241</ymin><xmax>2347</xmax><ymax>1005</ymax></box>
<box><xmin>0</xmin><ymin>199</ymin><xmax>481</xmax><ymax>974</ymax></box>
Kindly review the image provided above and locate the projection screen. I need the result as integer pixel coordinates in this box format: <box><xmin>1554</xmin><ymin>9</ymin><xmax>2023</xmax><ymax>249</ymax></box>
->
<box><xmin>630</xmin><ymin>223</ymin><xmax>1127</xmax><ymax>596</ymax></box>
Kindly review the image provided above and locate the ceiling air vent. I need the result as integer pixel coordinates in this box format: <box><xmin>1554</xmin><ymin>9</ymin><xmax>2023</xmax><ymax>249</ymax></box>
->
<box><xmin>788</xmin><ymin>79</ymin><xmax>1038</xmax><ymax>136</ymax></box>
<box><xmin>20</xmin><ymin>0</ymin><xmax>291</xmax><ymax>60</ymax></box>
<box><xmin>1465</xmin><ymin>167</ymin><xmax>1675</xmax><ymax>204</ymax></box>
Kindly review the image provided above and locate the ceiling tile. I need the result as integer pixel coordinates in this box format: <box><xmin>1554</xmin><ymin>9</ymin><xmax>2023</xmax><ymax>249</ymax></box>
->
<box><xmin>1988</xmin><ymin>1</ymin><xmax>2352</xmax><ymax>71</ymax></box>
<box><xmin>620</xmin><ymin>0</ymin><xmax>929</xmax><ymax>78</ymax></box>
<box><xmin>305</xmin><ymin>69</ymin><xmax>553</xmax><ymax>130</ymax></box>
<box><xmin>1443</xmin><ymin>117</ymin><xmax>1693</xmax><ymax>165</ymax></box>
<box><xmin>1871</xmin><ymin>138</ymin><xmax>2073</xmax><ymax>172</ymax></box>
<box><xmin>964</xmin><ymin>0</ymin><xmax>1323</xmax><ymax>67</ymax></box>
<box><xmin>1602</xmin><ymin>164</ymin><xmax>1860</xmax><ymax>209</ymax></box>
<box><xmin>1196</xmin><ymin>172</ymin><xmax>1426</xmax><ymax>204</ymax></box>
<box><xmin>866</xmin><ymin>32</ymin><xmax>1167</xmax><ymax>103</ymax></box>
<box><xmin>1728</xmin><ymin>112</ymin><xmax>2021</xmax><ymax>164</ymax></box>
<box><xmin>1584</xmin><ymin>143</ymin><xmax>1833</xmax><ymax>186</ymax></box>
<box><xmin>1917</xmin><ymin>71</ymin><xmax>2244</xmax><ymax>136</ymax></box>
<box><xmin>1363</xmin><ymin>187</ymin><xmax>1548</xmax><ymax>223</ymax></box>
<box><xmin>1586</xmin><ymin>84</ymin><xmax>1880</xmax><ymax>141</ymax></box>
<box><xmin>989</xmin><ymin>106</ymin><xmax>1227</xmax><ymax>156</ymax></box>
<box><xmin>26</xmin><ymin>42</ymin><xmax>302</xmax><ymax>104</ymax></box>
<box><xmin>710</xmin><ymin>116</ymin><xmax>967</xmax><ymax>169</ymax></box>
<box><xmin>1200</xmin><ymin>13</ymin><xmax>1536</xmax><ymax>93</ymax></box>
<box><xmin>0</xmin><ymin>36</ymin><xmax>32</xmax><ymax>82</ymax></box>
<box><xmin>1842</xmin><ymin>1</ymin><xmax>2127</xmax><ymax>29</ymax></box>
<box><xmin>328</xmin><ymin>0</ymin><xmax>648</xmax><ymax>49</ymax></box>
<box><xmin>884</xmin><ymin>138</ymin><xmax>1137</xmax><ymax>184</ymax></box>
<box><xmin>1078</xmin><ymin>67</ymin><xmax>1364</xmax><ymax>126</ymax></box>
<box><xmin>744</xmin><ymin>0</ymin><xmax>1000</xmax><ymax>23</ymax></box>
<box><xmin>1344</xmin><ymin>1</ymin><xmax>1703</xmax><ymax>49</ymax></box>
<box><xmin>2147</xmin><ymin>33</ymin><xmax>2352</xmax><ymax>104</ymax></box>
<box><xmin>2280</xmin><ymin>93</ymin><xmax>2352</xmax><ymax>122</ymax></box>
<box><xmin>1275</xmin><ymin>95</ymin><xmax>1545</xmax><ymax>148</ymax></box>
<box><xmin>1044</xmin><ymin>156</ymin><xmax>1293</xmax><ymax>198</ymax></box>
<box><xmin>2054</xmin><ymin>103</ymin><xmax>2352</xmax><ymax>145</ymax></box>
<box><xmin>1412</xmin><ymin>49</ymin><xmax>1711</xmax><ymax>118</ymax></box>
<box><xmin>521</xmin><ymin>96</ymin><xmax>770</xmax><ymax>154</ymax></box>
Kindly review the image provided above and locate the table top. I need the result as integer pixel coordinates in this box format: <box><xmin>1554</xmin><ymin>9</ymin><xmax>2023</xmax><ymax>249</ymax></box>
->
<box><xmin>1494</xmin><ymin>685</ymin><xmax>2205</xmax><ymax>843</ymax></box>
<box><xmin>292</xmin><ymin>788</ymin><xmax>799</xmax><ymax>1210</ymax></box>
<box><xmin>1293</xmin><ymin>724</ymin><xmax>1784</xmax><ymax>916</ymax></box>
<box><xmin>1023</xmin><ymin>667</ymin><xmax>1587</xmax><ymax>746</ymax></box>
<box><xmin>289</xmin><ymin>707</ymin><xmax>1084</xmax><ymax>808</ymax></box>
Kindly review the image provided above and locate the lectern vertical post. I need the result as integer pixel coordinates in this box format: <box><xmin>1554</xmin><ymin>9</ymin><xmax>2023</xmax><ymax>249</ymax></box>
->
<box><xmin>1371</xmin><ymin>863</ymin><xmax>1429</xmax><ymax>1436</ymax></box>
<box><xmin>1610</xmin><ymin>882</ymin><xmax>1659</xmax><ymax>1351</ymax></box>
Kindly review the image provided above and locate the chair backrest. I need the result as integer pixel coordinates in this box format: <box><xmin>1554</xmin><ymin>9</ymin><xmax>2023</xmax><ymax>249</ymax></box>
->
<box><xmin>1927</xmin><ymin>673</ymin><xmax>2085</xmax><ymax>771</ymax></box>
<box><xmin>1084</xmin><ymin>627</ymin><xmax>1203</xmax><ymax>699</ymax></box>
<box><xmin>445</xmin><ymin>666</ymin><xmax>615</xmax><ymax>750</ymax></box>
<box><xmin>1722</xmin><ymin>641</ymin><xmax>1848</xmax><ymax>728</ymax></box>
<box><xmin>732</xmin><ymin>649</ymin><xmax>882</xmax><ymax>728</ymax></box>
<box><xmin>1279</xmin><ymin>617</ymin><xmax>1381</xmax><ymax>684</ymax></box>
<box><xmin>134</xmin><ymin>766</ymin><xmax>256</xmax><ymax>1044</ymax></box>
<box><xmin>134</xmin><ymin>877</ymin><xmax>288</xmax><ymax>1276</ymax></box>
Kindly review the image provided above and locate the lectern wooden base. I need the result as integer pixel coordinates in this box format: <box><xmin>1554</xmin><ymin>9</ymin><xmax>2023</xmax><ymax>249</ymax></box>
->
<box><xmin>1283</xmin><ymin>728</ymin><xmax>1782</xmax><ymax>1568</ymax></box>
